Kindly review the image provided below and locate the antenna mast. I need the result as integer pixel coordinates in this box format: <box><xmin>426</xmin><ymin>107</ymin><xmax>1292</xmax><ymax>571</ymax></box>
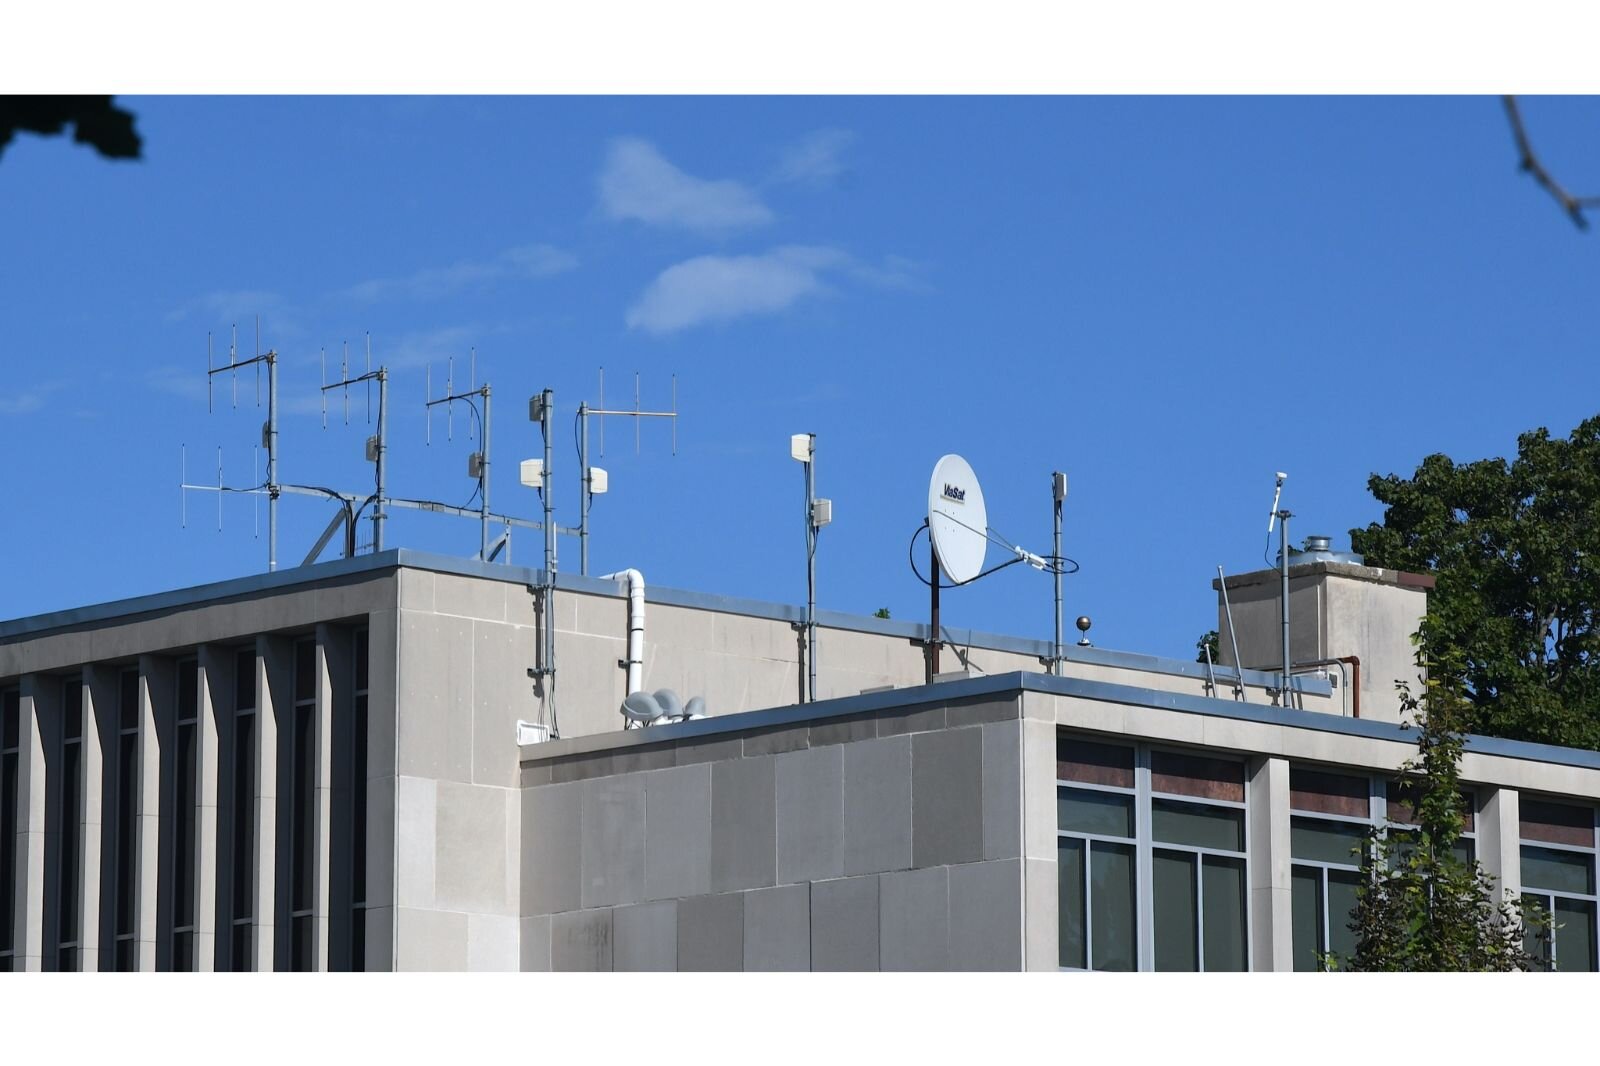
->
<box><xmin>574</xmin><ymin>369</ymin><xmax>679</xmax><ymax>575</ymax></box>
<box><xmin>191</xmin><ymin>322</ymin><xmax>280</xmax><ymax>570</ymax></box>
<box><xmin>1267</xmin><ymin>472</ymin><xmax>1291</xmax><ymax>706</ymax></box>
<box><xmin>426</xmin><ymin>350</ymin><xmax>494</xmax><ymax>560</ymax></box>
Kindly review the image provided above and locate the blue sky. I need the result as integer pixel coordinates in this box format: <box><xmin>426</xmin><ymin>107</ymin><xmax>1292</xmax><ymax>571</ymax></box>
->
<box><xmin>3</xmin><ymin>95</ymin><xmax>1599</xmax><ymax>662</ymax></box>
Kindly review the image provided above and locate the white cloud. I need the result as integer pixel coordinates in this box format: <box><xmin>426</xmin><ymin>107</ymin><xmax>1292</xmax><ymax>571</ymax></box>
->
<box><xmin>338</xmin><ymin>244</ymin><xmax>576</xmax><ymax>304</ymax></box>
<box><xmin>599</xmin><ymin>137</ymin><xmax>772</xmax><ymax>233</ymax></box>
<box><xmin>775</xmin><ymin>128</ymin><xmax>855</xmax><ymax>184</ymax></box>
<box><xmin>0</xmin><ymin>381</ymin><xmax>66</xmax><ymax>415</ymax></box>
<box><xmin>625</xmin><ymin>246</ymin><xmax>854</xmax><ymax>334</ymax></box>
<box><xmin>375</xmin><ymin>325</ymin><xmax>483</xmax><ymax>370</ymax></box>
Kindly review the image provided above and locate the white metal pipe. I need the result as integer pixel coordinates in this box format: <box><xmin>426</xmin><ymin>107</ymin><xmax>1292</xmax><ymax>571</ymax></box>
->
<box><xmin>601</xmin><ymin>568</ymin><xmax>646</xmax><ymax>695</ymax></box>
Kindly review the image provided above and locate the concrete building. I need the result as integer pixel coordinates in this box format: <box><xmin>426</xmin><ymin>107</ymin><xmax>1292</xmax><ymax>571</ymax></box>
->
<box><xmin>2</xmin><ymin>546</ymin><xmax>1598</xmax><ymax>971</ymax></box>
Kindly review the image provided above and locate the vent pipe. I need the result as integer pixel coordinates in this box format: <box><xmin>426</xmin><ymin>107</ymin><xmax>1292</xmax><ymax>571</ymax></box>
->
<box><xmin>601</xmin><ymin>568</ymin><xmax>646</xmax><ymax>694</ymax></box>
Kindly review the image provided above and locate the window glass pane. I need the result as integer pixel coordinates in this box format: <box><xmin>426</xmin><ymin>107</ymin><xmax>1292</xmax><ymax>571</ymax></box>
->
<box><xmin>1153</xmin><ymin>849</ymin><xmax>1197</xmax><ymax>971</ymax></box>
<box><xmin>58</xmin><ymin>741</ymin><xmax>82</xmax><ymax>947</ymax></box>
<box><xmin>355</xmin><ymin>629</ymin><xmax>369</xmax><ymax>692</ymax></box>
<box><xmin>1290</xmin><ymin>767</ymin><xmax>1368</xmax><ymax>817</ymax></box>
<box><xmin>232</xmin><ymin>714</ymin><xmax>255</xmax><ymax>921</ymax></box>
<box><xmin>173</xmin><ymin>930</ymin><xmax>194</xmax><ymax>972</ymax></box>
<box><xmin>1521</xmin><ymin>799</ymin><xmax>1594</xmax><ymax>848</ymax></box>
<box><xmin>1058</xmin><ymin>787</ymin><xmax>1133</xmax><ymax>838</ymax></box>
<box><xmin>232</xmin><ymin>925</ymin><xmax>253</xmax><ymax>972</ymax></box>
<box><xmin>1058</xmin><ymin>838</ymin><xmax>1086</xmax><ymax>969</ymax></box>
<box><xmin>1291</xmin><ymin>817</ymin><xmax>1367</xmax><ymax>866</ymax></box>
<box><xmin>119</xmin><ymin>671</ymin><xmax>139</xmax><ymax>731</ymax></box>
<box><xmin>1203</xmin><ymin>856</ymin><xmax>1247</xmax><ymax>972</ymax></box>
<box><xmin>1521</xmin><ymin>846</ymin><xmax>1595</xmax><ymax>896</ymax></box>
<box><xmin>1</xmin><ymin>691</ymin><xmax>17</xmax><ymax>748</ymax></box>
<box><xmin>178</xmin><ymin>660</ymin><xmax>198</xmax><ymax>723</ymax></box>
<box><xmin>1554</xmin><ymin>899</ymin><xmax>1597</xmax><ymax>973</ymax></box>
<box><xmin>1151</xmin><ymin>750</ymin><xmax>1243</xmax><ymax>802</ymax></box>
<box><xmin>116</xmin><ymin>732</ymin><xmax>138</xmax><ymax>935</ymax></box>
<box><xmin>1327</xmin><ymin>869</ymin><xmax>1362</xmax><ymax>965</ymax></box>
<box><xmin>115</xmin><ymin>938</ymin><xmax>137</xmax><ymax>972</ymax></box>
<box><xmin>58</xmin><ymin>946</ymin><xmax>77</xmax><ymax>973</ymax></box>
<box><xmin>293</xmin><ymin>704</ymin><xmax>315</xmax><ymax>912</ymax></box>
<box><xmin>0</xmin><ymin>751</ymin><xmax>16</xmax><ymax>957</ymax></box>
<box><xmin>174</xmin><ymin>720</ymin><xmax>196</xmax><ymax>934</ymax></box>
<box><xmin>1153</xmin><ymin>799</ymin><xmax>1243</xmax><ymax>852</ymax></box>
<box><xmin>235</xmin><ymin>649</ymin><xmax>256</xmax><ymax>712</ymax></box>
<box><xmin>292</xmin><ymin>914</ymin><xmax>314</xmax><ymax>971</ymax></box>
<box><xmin>294</xmin><ymin>639</ymin><xmax>317</xmax><ymax>703</ymax></box>
<box><xmin>1523</xmin><ymin>893</ymin><xmax>1552</xmax><ymax>969</ymax></box>
<box><xmin>1090</xmin><ymin>841</ymin><xmax>1136</xmax><ymax>971</ymax></box>
<box><xmin>63</xmin><ymin>680</ymin><xmax>82</xmax><ymax>740</ymax></box>
<box><xmin>1291</xmin><ymin>866</ymin><xmax>1322</xmax><ymax>971</ymax></box>
<box><xmin>353</xmin><ymin>693</ymin><xmax>369</xmax><ymax>908</ymax></box>
<box><xmin>1057</xmin><ymin>737</ymin><xmax>1134</xmax><ymax>789</ymax></box>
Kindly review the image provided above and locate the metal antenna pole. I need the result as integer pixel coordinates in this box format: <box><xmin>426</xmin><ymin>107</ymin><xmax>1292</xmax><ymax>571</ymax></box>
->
<box><xmin>267</xmin><ymin>350</ymin><xmax>279</xmax><ymax>571</ymax></box>
<box><xmin>804</xmin><ymin>435</ymin><xmax>817</xmax><ymax>703</ymax></box>
<box><xmin>481</xmin><ymin>384</ymin><xmax>492</xmax><ymax>561</ymax></box>
<box><xmin>929</xmin><ymin>547</ymin><xmax>941</xmax><ymax>682</ymax></box>
<box><xmin>579</xmin><ymin>401</ymin><xmax>590</xmax><ymax>575</ymax></box>
<box><xmin>1052</xmin><ymin>471</ymin><xmax>1065</xmax><ymax>677</ymax></box>
<box><xmin>1218</xmin><ymin>565</ymin><xmax>1246</xmax><ymax>700</ymax></box>
<box><xmin>541</xmin><ymin>389</ymin><xmax>558</xmax><ymax>735</ymax></box>
<box><xmin>374</xmin><ymin>368</ymin><xmax>388</xmax><ymax>551</ymax></box>
<box><xmin>1279</xmin><ymin>509</ymin><xmax>1292</xmax><ymax>706</ymax></box>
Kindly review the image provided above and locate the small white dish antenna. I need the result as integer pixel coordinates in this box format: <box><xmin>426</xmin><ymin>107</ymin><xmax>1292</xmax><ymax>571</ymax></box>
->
<box><xmin>928</xmin><ymin>454</ymin><xmax>988</xmax><ymax>584</ymax></box>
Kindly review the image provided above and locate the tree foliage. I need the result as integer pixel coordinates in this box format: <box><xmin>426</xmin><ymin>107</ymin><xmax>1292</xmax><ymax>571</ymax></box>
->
<box><xmin>0</xmin><ymin>96</ymin><xmax>141</xmax><ymax>162</ymax></box>
<box><xmin>1336</xmin><ymin>661</ymin><xmax>1544</xmax><ymax>971</ymax></box>
<box><xmin>1195</xmin><ymin>629</ymin><xmax>1220</xmax><ymax>665</ymax></box>
<box><xmin>1350</xmin><ymin>415</ymin><xmax>1600</xmax><ymax>747</ymax></box>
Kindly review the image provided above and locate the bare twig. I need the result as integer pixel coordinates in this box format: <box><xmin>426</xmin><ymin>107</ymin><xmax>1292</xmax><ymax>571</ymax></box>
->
<box><xmin>1503</xmin><ymin>95</ymin><xmax>1600</xmax><ymax>231</ymax></box>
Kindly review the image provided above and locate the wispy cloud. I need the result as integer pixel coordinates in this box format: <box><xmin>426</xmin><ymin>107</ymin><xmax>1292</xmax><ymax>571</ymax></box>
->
<box><xmin>0</xmin><ymin>381</ymin><xmax>68</xmax><ymax>416</ymax></box>
<box><xmin>625</xmin><ymin>245</ymin><xmax>922</xmax><ymax>335</ymax></box>
<box><xmin>374</xmin><ymin>325</ymin><xmax>484</xmax><ymax>370</ymax></box>
<box><xmin>599</xmin><ymin>137</ymin><xmax>773</xmax><ymax>233</ymax></box>
<box><xmin>336</xmin><ymin>244</ymin><xmax>576</xmax><ymax>305</ymax></box>
<box><xmin>774</xmin><ymin>129</ymin><xmax>855</xmax><ymax>185</ymax></box>
<box><xmin>165</xmin><ymin>290</ymin><xmax>299</xmax><ymax>340</ymax></box>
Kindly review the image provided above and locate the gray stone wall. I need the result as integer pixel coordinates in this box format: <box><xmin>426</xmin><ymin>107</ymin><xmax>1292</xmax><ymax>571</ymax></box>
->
<box><xmin>519</xmin><ymin>695</ymin><xmax>1027</xmax><ymax>970</ymax></box>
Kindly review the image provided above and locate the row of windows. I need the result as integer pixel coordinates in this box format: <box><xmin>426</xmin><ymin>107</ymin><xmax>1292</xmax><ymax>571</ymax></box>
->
<box><xmin>1056</xmin><ymin>733</ymin><xmax>1600</xmax><ymax>972</ymax></box>
<box><xmin>0</xmin><ymin>628</ymin><xmax>370</xmax><ymax>971</ymax></box>
<box><xmin>1056</xmin><ymin>739</ymin><xmax>1249</xmax><ymax>971</ymax></box>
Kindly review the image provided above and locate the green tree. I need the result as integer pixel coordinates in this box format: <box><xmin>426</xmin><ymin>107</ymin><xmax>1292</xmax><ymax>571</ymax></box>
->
<box><xmin>1195</xmin><ymin>629</ymin><xmax>1220</xmax><ymax>665</ymax></box>
<box><xmin>0</xmin><ymin>96</ymin><xmax>141</xmax><ymax>161</ymax></box>
<box><xmin>1335</xmin><ymin>659</ymin><xmax>1544</xmax><ymax>971</ymax></box>
<box><xmin>1350</xmin><ymin>415</ymin><xmax>1600</xmax><ymax>748</ymax></box>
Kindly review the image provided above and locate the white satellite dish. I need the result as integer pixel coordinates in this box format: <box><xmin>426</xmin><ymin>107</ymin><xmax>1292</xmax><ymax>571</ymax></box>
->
<box><xmin>928</xmin><ymin>454</ymin><xmax>988</xmax><ymax>583</ymax></box>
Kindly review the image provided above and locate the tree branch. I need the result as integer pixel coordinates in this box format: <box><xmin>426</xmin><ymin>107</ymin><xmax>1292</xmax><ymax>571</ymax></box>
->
<box><xmin>1502</xmin><ymin>95</ymin><xmax>1600</xmax><ymax>231</ymax></box>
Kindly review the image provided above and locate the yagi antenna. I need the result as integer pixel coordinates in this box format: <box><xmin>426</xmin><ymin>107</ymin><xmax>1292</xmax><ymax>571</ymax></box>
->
<box><xmin>184</xmin><ymin>322</ymin><xmax>281</xmax><ymax>570</ymax></box>
<box><xmin>573</xmin><ymin>368</ymin><xmax>681</xmax><ymax>575</ymax></box>
<box><xmin>425</xmin><ymin>352</ymin><xmax>494</xmax><ymax>560</ymax></box>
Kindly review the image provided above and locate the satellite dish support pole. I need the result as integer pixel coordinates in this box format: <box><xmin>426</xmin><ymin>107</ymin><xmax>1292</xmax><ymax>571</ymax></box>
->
<box><xmin>929</xmin><ymin>547</ymin><xmax>941</xmax><ymax>682</ymax></box>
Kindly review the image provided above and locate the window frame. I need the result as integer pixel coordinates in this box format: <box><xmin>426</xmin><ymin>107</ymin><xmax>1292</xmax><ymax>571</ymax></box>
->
<box><xmin>1056</xmin><ymin>735</ymin><xmax>1253</xmax><ymax>972</ymax></box>
<box><xmin>1518</xmin><ymin>796</ymin><xmax>1599</xmax><ymax>973</ymax></box>
<box><xmin>1289</xmin><ymin>766</ymin><xmax>1479</xmax><ymax>971</ymax></box>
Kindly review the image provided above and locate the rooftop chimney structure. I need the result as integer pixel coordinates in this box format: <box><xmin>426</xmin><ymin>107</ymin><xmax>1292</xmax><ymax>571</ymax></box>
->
<box><xmin>1213</xmin><ymin>536</ymin><xmax>1434</xmax><ymax>722</ymax></box>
